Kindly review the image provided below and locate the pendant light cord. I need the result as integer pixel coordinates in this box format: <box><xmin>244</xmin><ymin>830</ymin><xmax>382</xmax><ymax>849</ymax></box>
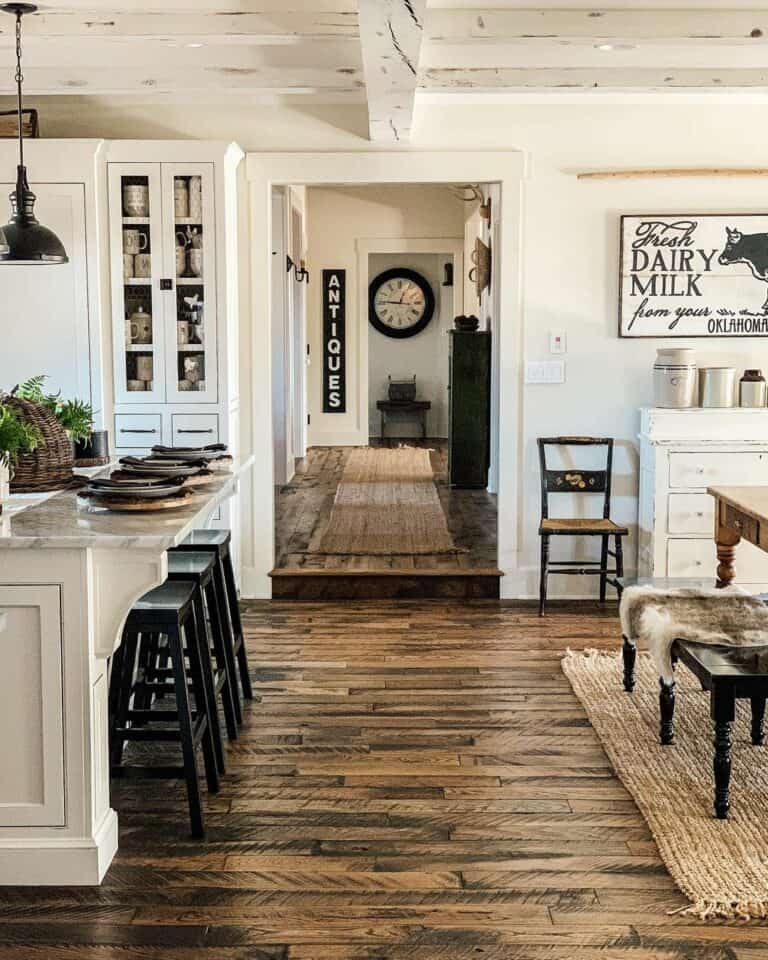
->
<box><xmin>14</xmin><ymin>9</ymin><xmax>23</xmax><ymax>171</ymax></box>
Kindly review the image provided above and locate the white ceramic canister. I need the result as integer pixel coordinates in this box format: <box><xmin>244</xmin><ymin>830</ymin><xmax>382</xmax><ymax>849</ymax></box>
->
<box><xmin>653</xmin><ymin>348</ymin><xmax>697</xmax><ymax>408</ymax></box>
<box><xmin>699</xmin><ymin>367</ymin><xmax>736</xmax><ymax>408</ymax></box>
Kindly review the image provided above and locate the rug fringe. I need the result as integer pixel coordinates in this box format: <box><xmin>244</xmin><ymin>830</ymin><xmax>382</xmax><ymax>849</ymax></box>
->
<box><xmin>669</xmin><ymin>899</ymin><xmax>768</xmax><ymax>921</ymax></box>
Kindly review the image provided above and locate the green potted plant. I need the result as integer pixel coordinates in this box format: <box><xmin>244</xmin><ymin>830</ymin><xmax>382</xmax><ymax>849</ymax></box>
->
<box><xmin>15</xmin><ymin>376</ymin><xmax>105</xmax><ymax>463</ymax></box>
<box><xmin>0</xmin><ymin>401</ymin><xmax>42</xmax><ymax>511</ymax></box>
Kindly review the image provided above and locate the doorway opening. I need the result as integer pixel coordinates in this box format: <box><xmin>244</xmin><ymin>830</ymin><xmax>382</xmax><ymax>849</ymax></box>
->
<box><xmin>270</xmin><ymin>181</ymin><xmax>501</xmax><ymax>600</ymax></box>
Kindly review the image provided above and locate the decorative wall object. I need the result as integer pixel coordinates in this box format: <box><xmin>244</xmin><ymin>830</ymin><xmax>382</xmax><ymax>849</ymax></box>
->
<box><xmin>620</xmin><ymin>215</ymin><xmax>768</xmax><ymax>337</ymax></box>
<box><xmin>369</xmin><ymin>267</ymin><xmax>435</xmax><ymax>339</ymax></box>
<box><xmin>322</xmin><ymin>269</ymin><xmax>346</xmax><ymax>413</ymax></box>
<box><xmin>469</xmin><ymin>236</ymin><xmax>491</xmax><ymax>299</ymax></box>
<box><xmin>0</xmin><ymin>107</ymin><xmax>37</xmax><ymax>139</ymax></box>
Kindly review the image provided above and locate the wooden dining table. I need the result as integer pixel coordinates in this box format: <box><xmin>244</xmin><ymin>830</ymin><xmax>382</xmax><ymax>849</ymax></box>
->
<box><xmin>708</xmin><ymin>485</ymin><xmax>768</xmax><ymax>586</ymax></box>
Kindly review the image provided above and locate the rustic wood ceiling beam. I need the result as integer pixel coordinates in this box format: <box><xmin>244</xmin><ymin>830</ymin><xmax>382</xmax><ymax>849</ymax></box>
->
<box><xmin>357</xmin><ymin>0</ymin><xmax>427</xmax><ymax>142</ymax></box>
<box><xmin>422</xmin><ymin>66</ymin><xmax>768</xmax><ymax>90</ymax></box>
<box><xmin>0</xmin><ymin>65</ymin><xmax>364</xmax><ymax>96</ymax></box>
<box><xmin>3</xmin><ymin>10</ymin><xmax>358</xmax><ymax>41</ymax></box>
<box><xmin>427</xmin><ymin>9</ymin><xmax>768</xmax><ymax>44</ymax></box>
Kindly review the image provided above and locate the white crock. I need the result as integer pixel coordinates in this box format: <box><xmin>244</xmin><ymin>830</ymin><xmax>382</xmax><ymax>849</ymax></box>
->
<box><xmin>653</xmin><ymin>348</ymin><xmax>697</xmax><ymax>408</ymax></box>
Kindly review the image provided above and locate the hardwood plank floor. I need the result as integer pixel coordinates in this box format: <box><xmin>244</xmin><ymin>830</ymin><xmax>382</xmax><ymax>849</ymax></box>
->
<box><xmin>274</xmin><ymin>441</ymin><xmax>497</xmax><ymax>573</ymax></box>
<box><xmin>0</xmin><ymin>601</ymin><xmax>756</xmax><ymax>958</ymax></box>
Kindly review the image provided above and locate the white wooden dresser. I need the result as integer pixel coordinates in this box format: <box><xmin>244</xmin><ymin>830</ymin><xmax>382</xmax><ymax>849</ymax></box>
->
<box><xmin>638</xmin><ymin>407</ymin><xmax>768</xmax><ymax>588</ymax></box>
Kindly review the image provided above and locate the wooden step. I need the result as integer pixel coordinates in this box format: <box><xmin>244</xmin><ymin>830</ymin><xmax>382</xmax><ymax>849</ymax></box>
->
<box><xmin>269</xmin><ymin>568</ymin><xmax>503</xmax><ymax>601</ymax></box>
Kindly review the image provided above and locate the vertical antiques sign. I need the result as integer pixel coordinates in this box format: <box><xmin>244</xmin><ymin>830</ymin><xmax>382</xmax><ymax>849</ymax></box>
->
<box><xmin>619</xmin><ymin>214</ymin><xmax>768</xmax><ymax>337</ymax></box>
<box><xmin>322</xmin><ymin>269</ymin><xmax>346</xmax><ymax>412</ymax></box>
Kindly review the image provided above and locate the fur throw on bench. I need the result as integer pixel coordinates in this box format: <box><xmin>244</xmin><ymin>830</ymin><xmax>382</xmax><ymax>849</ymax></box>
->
<box><xmin>620</xmin><ymin>584</ymin><xmax>768</xmax><ymax>682</ymax></box>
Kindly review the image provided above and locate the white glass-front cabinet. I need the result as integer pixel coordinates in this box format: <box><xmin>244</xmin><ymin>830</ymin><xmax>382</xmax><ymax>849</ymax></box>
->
<box><xmin>109</xmin><ymin>162</ymin><xmax>217</xmax><ymax>405</ymax></box>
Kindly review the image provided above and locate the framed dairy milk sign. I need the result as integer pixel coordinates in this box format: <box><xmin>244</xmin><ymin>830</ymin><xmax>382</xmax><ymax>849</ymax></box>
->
<box><xmin>619</xmin><ymin>214</ymin><xmax>768</xmax><ymax>337</ymax></box>
<box><xmin>322</xmin><ymin>269</ymin><xmax>346</xmax><ymax>412</ymax></box>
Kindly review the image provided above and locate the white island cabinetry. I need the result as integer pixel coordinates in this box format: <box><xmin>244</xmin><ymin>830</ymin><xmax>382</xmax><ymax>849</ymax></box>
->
<box><xmin>0</xmin><ymin>460</ymin><xmax>252</xmax><ymax>885</ymax></box>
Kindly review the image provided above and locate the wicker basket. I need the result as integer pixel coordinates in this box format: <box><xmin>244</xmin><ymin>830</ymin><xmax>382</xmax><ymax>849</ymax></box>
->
<box><xmin>5</xmin><ymin>395</ymin><xmax>75</xmax><ymax>492</ymax></box>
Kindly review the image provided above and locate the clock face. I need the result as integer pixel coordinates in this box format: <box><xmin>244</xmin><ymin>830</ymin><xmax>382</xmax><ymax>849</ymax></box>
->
<box><xmin>369</xmin><ymin>268</ymin><xmax>435</xmax><ymax>339</ymax></box>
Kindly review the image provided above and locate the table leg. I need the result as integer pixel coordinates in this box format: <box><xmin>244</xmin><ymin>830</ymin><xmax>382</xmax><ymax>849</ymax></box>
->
<box><xmin>712</xmin><ymin>687</ymin><xmax>735</xmax><ymax>819</ymax></box>
<box><xmin>622</xmin><ymin>636</ymin><xmax>636</xmax><ymax>693</ymax></box>
<box><xmin>659</xmin><ymin>676</ymin><xmax>675</xmax><ymax>745</ymax></box>
<box><xmin>715</xmin><ymin>519</ymin><xmax>740</xmax><ymax>588</ymax></box>
<box><xmin>422</xmin><ymin>410</ymin><xmax>427</xmax><ymax>440</ymax></box>
<box><xmin>381</xmin><ymin>411</ymin><xmax>386</xmax><ymax>443</ymax></box>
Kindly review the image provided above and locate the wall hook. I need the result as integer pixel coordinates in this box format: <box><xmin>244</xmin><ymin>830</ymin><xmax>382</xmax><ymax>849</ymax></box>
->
<box><xmin>287</xmin><ymin>255</ymin><xmax>309</xmax><ymax>283</ymax></box>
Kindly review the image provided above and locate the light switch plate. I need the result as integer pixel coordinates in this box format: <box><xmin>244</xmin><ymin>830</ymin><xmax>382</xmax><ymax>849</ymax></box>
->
<box><xmin>549</xmin><ymin>330</ymin><xmax>566</xmax><ymax>354</ymax></box>
<box><xmin>525</xmin><ymin>360</ymin><xmax>566</xmax><ymax>384</ymax></box>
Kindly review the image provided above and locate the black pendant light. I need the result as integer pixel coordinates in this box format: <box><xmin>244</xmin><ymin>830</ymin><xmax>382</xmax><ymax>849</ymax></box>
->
<box><xmin>0</xmin><ymin>2</ymin><xmax>67</xmax><ymax>264</ymax></box>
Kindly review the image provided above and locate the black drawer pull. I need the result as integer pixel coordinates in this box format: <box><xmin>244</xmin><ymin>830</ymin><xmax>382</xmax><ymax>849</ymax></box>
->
<box><xmin>120</xmin><ymin>428</ymin><xmax>157</xmax><ymax>434</ymax></box>
<box><xmin>178</xmin><ymin>428</ymin><xmax>214</xmax><ymax>434</ymax></box>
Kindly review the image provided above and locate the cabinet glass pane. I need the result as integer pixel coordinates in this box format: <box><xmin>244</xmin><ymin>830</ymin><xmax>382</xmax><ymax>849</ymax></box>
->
<box><xmin>121</xmin><ymin>175</ymin><xmax>155</xmax><ymax>394</ymax></box>
<box><xmin>173</xmin><ymin>174</ymin><xmax>207</xmax><ymax>394</ymax></box>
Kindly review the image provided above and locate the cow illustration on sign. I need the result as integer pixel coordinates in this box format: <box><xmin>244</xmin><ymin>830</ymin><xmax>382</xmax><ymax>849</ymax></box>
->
<box><xmin>719</xmin><ymin>227</ymin><xmax>768</xmax><ymax>312</ymax></box>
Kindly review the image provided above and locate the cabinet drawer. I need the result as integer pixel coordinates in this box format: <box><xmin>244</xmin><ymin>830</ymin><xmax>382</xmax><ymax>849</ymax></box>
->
<box><xmin>669</xmin><ymin>451</ymin><xmax>768</xmax><ymax>489</ymax></box>
<box><xmin>114</xmin><ymin>413</ymin><xmax>162</xmax><ymax>448</ymax></box>
<box><xmin>668</xmin><ymin>537</ymin><xmax>768</xmax><ymax>582</ymax></box>
<box><xmin>668</xmin><ymin>494</ymin><xmax>713</xmax><ymax>535</ymax></box>
<box><xmin>171</xmin><ymin>414</ymin><xmax>219</xmax><ymax>446</ymax></box>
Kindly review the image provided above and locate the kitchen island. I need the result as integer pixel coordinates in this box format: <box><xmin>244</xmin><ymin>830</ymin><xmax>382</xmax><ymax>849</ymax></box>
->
<box><xmin>0</xmin><ymin>457</ymin><xmax>252</xmax><ymax>885</ymax></box>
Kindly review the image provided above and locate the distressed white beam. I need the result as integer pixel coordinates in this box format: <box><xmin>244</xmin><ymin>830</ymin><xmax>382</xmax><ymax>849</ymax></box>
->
<box><xmin>358</xmin><ymin>0</ymin><xmax>426</xmax><ymax>142</ymax></box>
<box><xmin>0</xmin><ymin>65</ymin><xmax>363</xmax><ymax>96</ymax></box>
<box><xmin>3</xmin><ymin>9</ymin><xmax>358</xmax><ymax>42</ymax></box>
<box><xmin>427</xmin><ymin>9</ymin><xmax>768</xmax><ymax>44</ymax></box>
<box><xmin>422</xmin><ymin>67</ymin><xmax>768</xmax><ymax>90</ymax></box>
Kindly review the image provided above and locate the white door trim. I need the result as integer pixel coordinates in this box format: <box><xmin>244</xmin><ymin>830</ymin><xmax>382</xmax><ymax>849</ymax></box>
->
<box><xmin>245</xmin><ymin>151</ymin><xmax>527</xmax><ymax>599</ymax></box>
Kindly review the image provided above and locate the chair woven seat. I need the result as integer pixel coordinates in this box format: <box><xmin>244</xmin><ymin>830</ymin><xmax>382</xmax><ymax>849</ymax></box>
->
<box><xmin>540</xmin><ymin>518</ymin><xmax>628</xmax><ymax>535</ymax></box>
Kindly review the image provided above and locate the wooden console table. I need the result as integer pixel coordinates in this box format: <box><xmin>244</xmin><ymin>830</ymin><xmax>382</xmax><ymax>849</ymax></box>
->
<box><xmin>377</xmin><ymin>400</ymin><xmax>431</xmax><ymax>440</ymax></box>
<box><xmin>708</xmin><ymin>485</ymin><xmax>768</xmax><ymax>586</ymax></box>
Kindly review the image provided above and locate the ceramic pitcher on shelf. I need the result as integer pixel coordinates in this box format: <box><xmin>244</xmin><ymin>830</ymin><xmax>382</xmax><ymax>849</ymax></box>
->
<box><xmin>188</xmin><ymin>176</ymin><xmax>202</xmax><ymax>220</ymax></box>
<box><xmin>174</xmin><ymin>178</ymin><xmax>189</xmax><ymax>218</ymax></box>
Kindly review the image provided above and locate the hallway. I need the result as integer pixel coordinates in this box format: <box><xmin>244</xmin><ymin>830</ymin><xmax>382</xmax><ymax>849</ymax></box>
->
<box><xmin>275</xmin><ymin>441</ymin><xmax>497</xmax><ymax>573</ymax></box>
<box><xmin>0</xmin><ymin>601</ymin><xmax>750</xmax><ymax>957</ymax></box>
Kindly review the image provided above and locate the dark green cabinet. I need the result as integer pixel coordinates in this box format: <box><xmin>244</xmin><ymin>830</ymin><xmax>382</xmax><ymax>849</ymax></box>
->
<box><xmin>448</xmin><ymin>331</ymin><xmax>491</xmax><ymax>488</ymax></box>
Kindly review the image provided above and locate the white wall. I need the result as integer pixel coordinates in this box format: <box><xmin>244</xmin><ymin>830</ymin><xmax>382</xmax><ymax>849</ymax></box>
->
<box><xmin>305</xmin><ymin>184</ymin><xmax>464</xmax><ymax>446</ymax></box>
<box><xmin>28</xmin><ymin>95</ymin><xmax>768</xmax><ymax>597</ymax></box>
<box><xmin>368</xmin><ymin>252</ymin><xmax>454</xmax><ymax>439</ymax></box>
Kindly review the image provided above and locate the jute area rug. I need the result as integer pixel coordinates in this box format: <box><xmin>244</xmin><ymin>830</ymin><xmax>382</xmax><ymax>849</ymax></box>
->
<box><xmin>313</xmin><ymin>446</ymin><xmax>461</xmax><ymax>556</ymax></box>
<box><xmin>563</xmin><ymin>648</ymin><xmax>768</xmax><ymax>921</ymax></box>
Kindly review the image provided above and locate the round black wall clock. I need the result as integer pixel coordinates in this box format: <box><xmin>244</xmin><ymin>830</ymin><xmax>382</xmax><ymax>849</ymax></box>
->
<box><xmin>369</xmin><ymin>267</ymin><xmax>435</xmax><ymax>339</ymax></box>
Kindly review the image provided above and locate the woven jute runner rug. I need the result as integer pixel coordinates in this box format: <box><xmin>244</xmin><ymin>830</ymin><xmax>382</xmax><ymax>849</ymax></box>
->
<box><xmin>563</xmin><ymin>648</ymin><xmax>768</xmax><ymax>920</ymax></box>
<box><xmin>313</xmin><ymin>446</ymin><xmax>461</xmax><ymax>555</ymax></box>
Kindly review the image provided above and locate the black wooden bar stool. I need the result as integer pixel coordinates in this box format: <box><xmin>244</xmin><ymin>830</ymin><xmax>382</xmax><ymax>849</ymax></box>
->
<box><xmin>171</xmin><ymin>530</ymin><xmax>253</xmax><ymax>715</ymax></box>
<box><xmin>166</xmin><ymin>550</ymin><xmax>240</xmax><ymax>759</ymax></box>
<box><xmin>109</xmin><ymin>581</ymin><xmax>219</xmax><ymax>838</ymax></box>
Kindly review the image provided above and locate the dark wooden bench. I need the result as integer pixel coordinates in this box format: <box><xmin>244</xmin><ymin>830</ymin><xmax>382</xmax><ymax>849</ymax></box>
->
<box><xmin>662</xmin><ymin>639</ymin><xmax>768</xmax><ymax>820</ymax></box>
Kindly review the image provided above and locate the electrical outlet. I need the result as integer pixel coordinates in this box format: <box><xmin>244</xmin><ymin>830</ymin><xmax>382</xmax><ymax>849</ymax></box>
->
<box><xmin>525</xmin><ymin>360</ymin><xmax>566</xmax><ymax>385</ymax></box>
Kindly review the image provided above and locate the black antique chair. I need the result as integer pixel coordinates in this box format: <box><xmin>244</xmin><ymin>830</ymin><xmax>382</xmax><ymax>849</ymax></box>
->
<box><xmin>537</xmin><ymin>437</ymin><xmax>627</xmax><ymax>616</ymax></box>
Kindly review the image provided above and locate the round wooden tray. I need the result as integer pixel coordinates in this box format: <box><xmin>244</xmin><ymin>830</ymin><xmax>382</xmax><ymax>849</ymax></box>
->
<box><xmin>78</xmin><ymin>490</ymin><xmax>193</xmax><ymax>512</ymax></box>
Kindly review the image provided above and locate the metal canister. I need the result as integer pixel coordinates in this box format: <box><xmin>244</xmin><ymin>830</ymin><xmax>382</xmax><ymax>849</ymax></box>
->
<box><xmin>699</xmin><ymin>367</ymin><xmax>736</xmax><ymax>408</ymax></box>
<box><xmin>740</xmin><ymin>369</ymin><xmax>767</xmax><ymax>407</ymax></box>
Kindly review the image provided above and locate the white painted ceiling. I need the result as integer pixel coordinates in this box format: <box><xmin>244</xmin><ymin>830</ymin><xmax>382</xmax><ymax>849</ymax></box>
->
<box><xmin>1</xmin><ymin>2</ymin><xmax>768</xmax><ymax>140</ymax></box>
<box><xmin>0</xmin><ymin>2</ymin><xmax>767</xmax><ymax>97</ymax></box>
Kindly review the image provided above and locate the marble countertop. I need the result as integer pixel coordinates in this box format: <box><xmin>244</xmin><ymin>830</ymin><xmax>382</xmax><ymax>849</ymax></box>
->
<box><xmin>0</xmin><ymin>456</ymin><xmax>253</xmax><ymax>550</ymax></box>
